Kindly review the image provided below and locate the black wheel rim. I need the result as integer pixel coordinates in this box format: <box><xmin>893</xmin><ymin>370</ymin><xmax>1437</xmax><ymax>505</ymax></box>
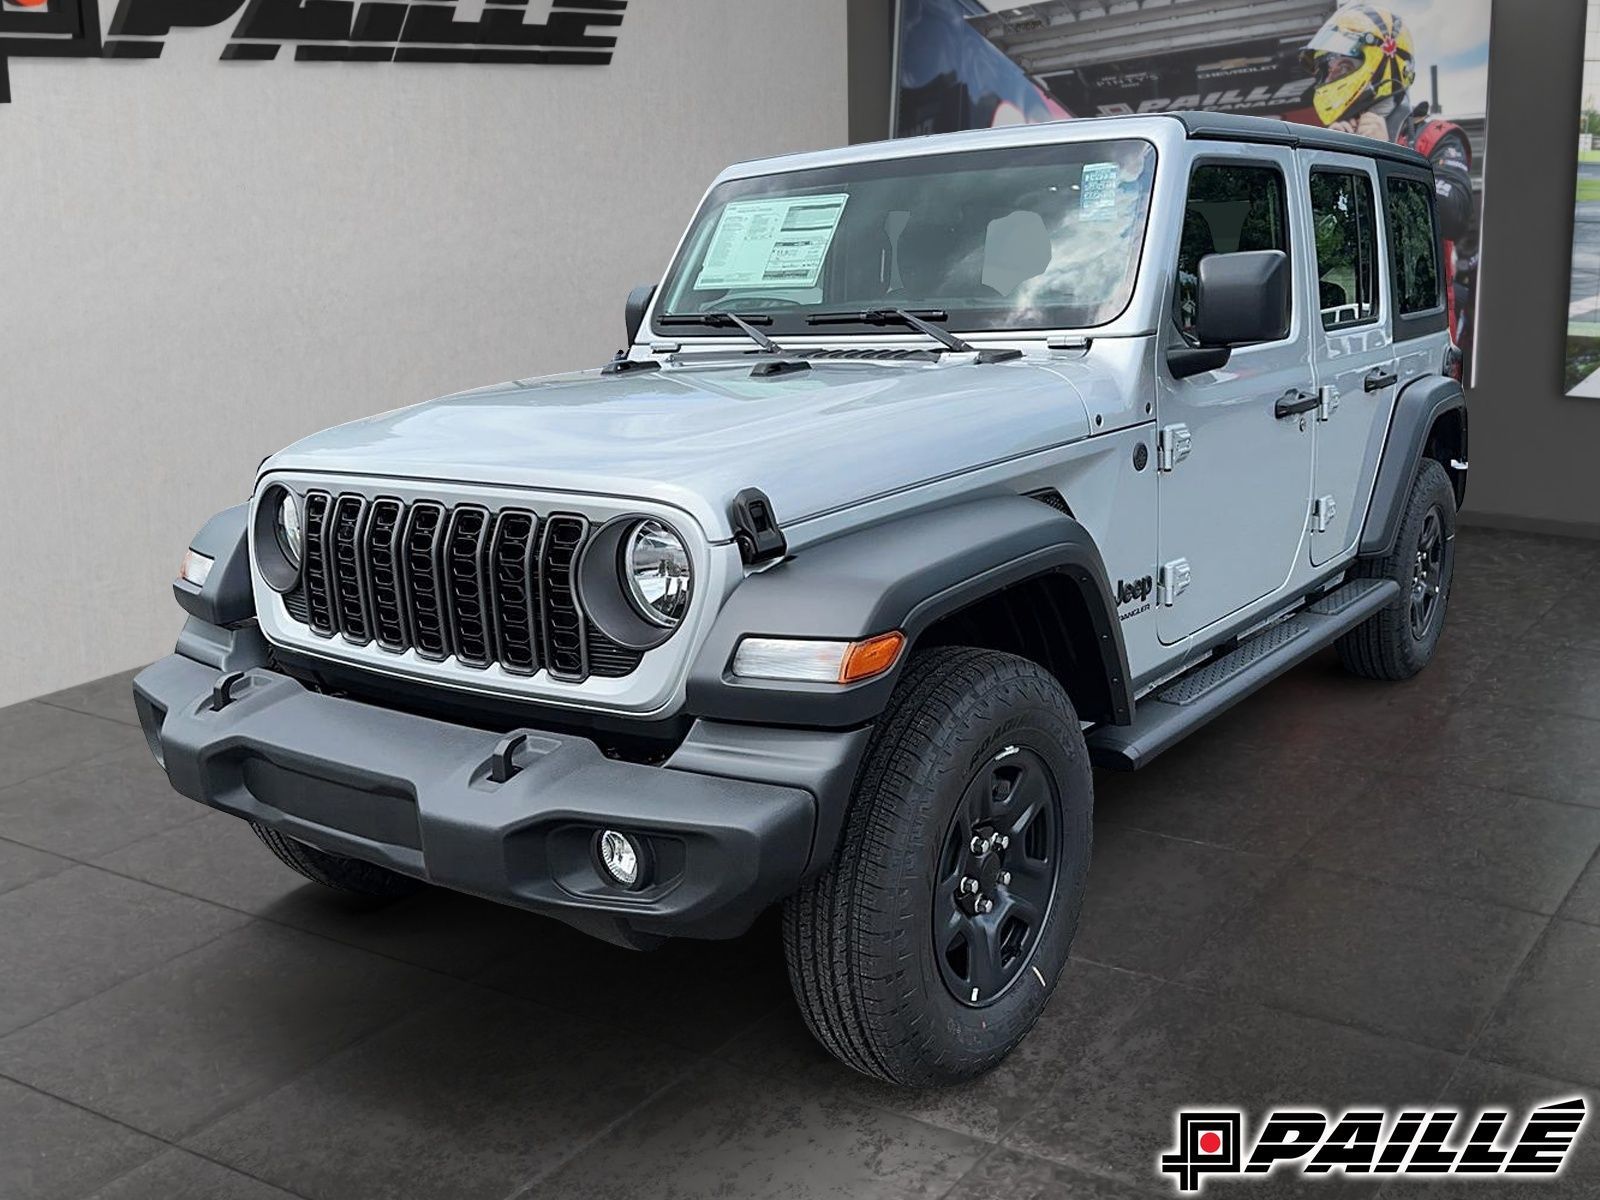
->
<box><xmin>933</xmin><ymin>745</ymin><xmax>1063</xmax><ymax>1008</ymax></box>
<box><xmin>1410</xmin><ymin>506</ymin><xmax>1446</xmax><ymax>640</ymax></box>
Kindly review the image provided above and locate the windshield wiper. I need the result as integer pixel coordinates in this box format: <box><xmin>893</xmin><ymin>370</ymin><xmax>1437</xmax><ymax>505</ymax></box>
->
<box><xmin>656</xmin><ymin>311</ymin><xmax>810</xmax><ymax>377</ymax></box>
<box><xmin>807</xmin><ymin>308</ymin><xmax>1021</xmax><ymax>363</ymax></box>
<box><xmin>658</xmin><ymin>311</ymin><xmax>785</xmax><ymax>353</ymax></box>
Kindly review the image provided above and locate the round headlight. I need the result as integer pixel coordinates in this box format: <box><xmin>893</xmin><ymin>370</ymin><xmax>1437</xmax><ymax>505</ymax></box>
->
<box><xmin>276</xmin><ymin>492</ymin><xmax>303</xmax><ymax>568</ymax></box>
<box><xmin>623</xmin><ymin>519</ymin><xmax>692</xmax><ymax>627</ymax></box>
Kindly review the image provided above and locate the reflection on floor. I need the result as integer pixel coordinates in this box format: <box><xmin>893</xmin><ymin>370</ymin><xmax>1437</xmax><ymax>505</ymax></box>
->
<box><xmin>2</xmin><ymin>527</ymin><xmax>1598</xmax><ymax>1199</ymax></box>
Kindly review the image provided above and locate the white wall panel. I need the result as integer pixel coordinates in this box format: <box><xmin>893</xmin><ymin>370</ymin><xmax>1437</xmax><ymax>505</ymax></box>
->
<box><xmin>0</xmin><ymin>1</ymin><xmax>849</xmax><ymax>704</ymax></box>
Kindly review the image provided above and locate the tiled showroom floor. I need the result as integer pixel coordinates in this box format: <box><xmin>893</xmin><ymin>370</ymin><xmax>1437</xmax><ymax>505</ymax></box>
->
<box><xmin>3</xmin><ymin>527</ymin><xmax>1600</xmax><ymax>1199</ymax></box>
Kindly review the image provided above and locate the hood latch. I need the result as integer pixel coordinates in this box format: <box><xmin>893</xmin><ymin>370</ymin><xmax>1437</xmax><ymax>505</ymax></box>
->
<box><xmin>731</xmin><ymin>488</ymin><xmax>787</xmax><ymax>566</ymax></box>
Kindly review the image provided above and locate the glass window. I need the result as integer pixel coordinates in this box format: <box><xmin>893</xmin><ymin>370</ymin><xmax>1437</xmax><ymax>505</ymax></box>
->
<box><xmin>655</xmin><ymin>140</ymin><xmax>1158</xmax><ymax>336</ymax></box>
<box><xmin>1310</xmin><ymin>170</ymin><xmax>1381</xmax><ymax>329</ymax></box>
<box><xmin>1174</xmin><ymin>164</ymin><xmax>1291</xmax><ymax>342</ymax></box>
<box><xmin>1387</xmin><ymin>176</ymin><xmax>1442</xmax><ymax>315</ymax></box>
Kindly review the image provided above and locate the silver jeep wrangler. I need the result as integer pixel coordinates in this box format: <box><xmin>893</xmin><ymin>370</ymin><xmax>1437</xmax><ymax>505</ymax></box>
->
<box><xmin>136</xmin><ymin>112</ymin><xmax>1466</xmax><ymax>1086</ymax></box>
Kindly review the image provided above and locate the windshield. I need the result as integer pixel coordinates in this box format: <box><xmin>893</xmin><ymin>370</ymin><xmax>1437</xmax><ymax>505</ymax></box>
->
<box><xmin>655</xmin><ymin>139</ymin><xmax>1157</xmax><ymax>337</ymax></box>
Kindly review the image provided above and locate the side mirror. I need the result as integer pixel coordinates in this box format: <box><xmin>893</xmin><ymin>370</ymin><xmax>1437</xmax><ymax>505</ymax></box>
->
<box><xmin>1194</xmin><ymin>250</ymin><xmax>1290</xmax><ymax>347</ymax></box>
<box><xmin>625</xmin><ymin>284</ymin><xmax>657</xmax><ymax>347</ymax></box>
<box><xmin>1168</xmin><ymin>250</ymin><xmax>1290</xmax><ymax>380</ymax></box>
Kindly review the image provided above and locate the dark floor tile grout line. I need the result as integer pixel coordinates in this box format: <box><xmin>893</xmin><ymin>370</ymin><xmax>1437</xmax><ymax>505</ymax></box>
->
<box><xmin>0</xmin><ymin>918</ymin><xmax>250</xmax><ymax>1049</ymax></box>
<box><xmin>0</xmin><ymin>1068</ymin><xmax>318</xmax><ymax>1200</ymax></box>
<box><xmin>1359</xmin><ymin>763</ymin><xmax>1600</xmax><ymax>816</ymax></box>
<box><xmin>0</xmin><ymin>742</ymin><xmax>155</xmax><ymax>801</ymax></box>
<box><xmin>0</xmin><ymin>842</ymin><xmax>545</xmax><ymax>1001</ymax></box>
<box><xmin>931</xmin><ymin>1142</ymin><xmax>1006</xmax><ymax>1200</ymax></box>
<box><xmin>1445</xmin><ymin>915</ymin><xmax>1576</xmax><ymax>1090</ymax></box>
<box><xmin>497</xmin><ymin>1058</ymin><xmax>720</xmax><ymax>1200</ymax></box>
<box><xmin>3</xmin><ymin>830</ymin><xmax>803</xmax><ymax>1066</ymax></box>
<box><xmin>32</xmin><ymin>696</ymin><xmax>144</xmax><ymax>730</ymax></box>
<box><xmin>1273</xmin><ymin>853</ymin><xmax>1595</xmax><ymax>924</ymax></box>
<box><xmin>161</xmin><ymin>983</ymin><xmax>514</xmax><ymax>1164</ymax></box>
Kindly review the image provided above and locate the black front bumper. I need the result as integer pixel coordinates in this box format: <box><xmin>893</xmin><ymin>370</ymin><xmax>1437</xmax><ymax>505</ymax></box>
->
<box><xmin>134</xmin><ymin>653</ymin><xmax>868</xmax><ymax>945</ymax></box>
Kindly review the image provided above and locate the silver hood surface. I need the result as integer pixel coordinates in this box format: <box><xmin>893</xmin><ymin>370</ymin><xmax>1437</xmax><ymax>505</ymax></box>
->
<box><xmin>263</xmin><ymin>355</ymin><xmax>1100</xmax><ymax>540</ymax></box>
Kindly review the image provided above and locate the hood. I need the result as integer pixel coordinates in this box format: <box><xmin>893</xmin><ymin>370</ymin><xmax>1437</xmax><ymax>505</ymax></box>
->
<box><xmin>265</xmin><ymin>355</ymin><xmax>1102</xmax><ymax>540</ymax></box>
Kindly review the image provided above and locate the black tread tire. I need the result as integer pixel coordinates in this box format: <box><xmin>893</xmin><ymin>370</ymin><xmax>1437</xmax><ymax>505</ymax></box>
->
<box><xmin>781</xmin><ymin>646</ymin><xmax>1092</xmax><ymax>1086</ymax></box>
<box><xmin>252</xmin><ymin>823</ymin><xmax>424</xmax><ymax>899</ymax></box>
<box><xmin>1337</xmin><ymin>457</ymin><xmax>1457</xmax><ymax>681</ymax></box>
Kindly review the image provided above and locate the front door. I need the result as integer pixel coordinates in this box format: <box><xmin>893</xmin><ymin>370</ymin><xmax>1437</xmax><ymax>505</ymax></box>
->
<box><xmin>1156</xmin><ymin>146</ymin><xmax>1316</xmax><ymax>645</ymax></box>
<box><xmin>1300</xmin><ymin>153</ymin><xmax>1400</xmax><ymax>566</ymax></box>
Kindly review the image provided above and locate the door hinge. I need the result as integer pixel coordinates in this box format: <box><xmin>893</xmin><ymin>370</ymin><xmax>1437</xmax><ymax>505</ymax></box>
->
<box><xmin>1158</xmin><ymin>558</ymin><xmax>1192</xmax><ymax>607</ymax></box>
<box><xmin>1157</xmin><ymin>424</ymin><xmax>1192</xmax><ymax>472</ymax></box>
<box><xmin>1317</xmin><ymin>385</ymin><xmax>1340</xmax><ymax>423</ymax></box>
<box><xmin>1310</xmin><ymin>495</ymin><xmax>1337</xmax><ymax>534</ymax></box>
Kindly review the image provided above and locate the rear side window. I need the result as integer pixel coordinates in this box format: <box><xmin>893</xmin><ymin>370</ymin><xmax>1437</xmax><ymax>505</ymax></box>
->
<box><xmin>1174</xmin><ymin>164</ymin><xmax>1291</xmax><ymax>342</ymax></box>
<box><xmin>1386</xmin><ymin>176</ymin><xmax>1441</xmax><ymax>315</ymax></box>
<box><xmin>1310</xmin><ymin>171</ymin><xmax>1380</xmax><ymax>330</ymax></box>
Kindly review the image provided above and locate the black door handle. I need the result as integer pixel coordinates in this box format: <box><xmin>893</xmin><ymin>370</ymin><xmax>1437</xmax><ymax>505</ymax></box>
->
<box><xmin>1364</xmin><ymin>368</ymin><xmax>1399</xmax><ymax>393</ymax></box>
<box><xmin>1275</xmin><ymin>389</ymin><xmax>1320</xmax><ymax>419</ymax></box>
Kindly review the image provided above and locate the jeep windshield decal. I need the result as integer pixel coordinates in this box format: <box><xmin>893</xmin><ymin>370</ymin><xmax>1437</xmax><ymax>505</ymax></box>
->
<box><xmin>656</xmin><ymin>138</ymin><xmax>1157</xmax><ymax>339</ymax></box>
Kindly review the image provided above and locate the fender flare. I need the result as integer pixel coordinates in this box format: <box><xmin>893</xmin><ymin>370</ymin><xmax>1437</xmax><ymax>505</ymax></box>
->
<box><xmin>173</xmin><ymin>505</ymin><xmax>256</xmax><ymax>628</ymax></box>
<box><xmin>1360</xmin><ymin>375</ymin><xmax>1467</xmax><ymax>558</ymax></box>
<box><xmin>685</xmin><ymin>496</ymin><xmax>1134</xmax><ymax>729</ymax></box>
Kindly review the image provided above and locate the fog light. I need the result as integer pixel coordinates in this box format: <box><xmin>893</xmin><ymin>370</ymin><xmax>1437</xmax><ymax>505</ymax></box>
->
<box><xmin>596</xmin><ymin>829</ymin><xmax>644</xmax><ymax>888</ymax></box>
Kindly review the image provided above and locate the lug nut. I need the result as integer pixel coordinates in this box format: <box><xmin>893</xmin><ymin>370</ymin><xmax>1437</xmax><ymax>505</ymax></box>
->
<box><xmin>971</xmin><ymin>836</ymin><xmax>991</xmax><ymax>855</ymax></box>
<box><xmin>999</xmin><ymin>871</ymin><xmax>1011</xmax><ymax>886</ymax></box>
<box><xmin>996</xmin><ymin>835</ymin><xmax>1010</xmax><ymax>850</ymax></box>
<box><xmin>961</xmin><ymin>877</ymin><xmax>980</xmax><ymax>895</ymax></box>
<box><xmin>978</xmin><ymin>897</ymin><xmax>995</xmax><ymax>914</ymax></box>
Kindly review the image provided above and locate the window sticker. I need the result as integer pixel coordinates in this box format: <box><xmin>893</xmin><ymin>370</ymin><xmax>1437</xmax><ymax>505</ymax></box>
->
<box><xmin>1080</xmin><ymin>163</ymin><xmax>1120</xmax><ymax>221</ymax></box>
<box><xmin>693</xmin><ymin>194</ymin><xmax>850</xmax><ymax>290</ymax></box>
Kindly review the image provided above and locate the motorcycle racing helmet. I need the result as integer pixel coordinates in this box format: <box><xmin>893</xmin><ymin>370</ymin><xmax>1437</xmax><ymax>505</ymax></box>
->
<box><xmin>1300</xmin><ymin>5</ymin><xmax>1417</xmax><ymax>126</ymax></box>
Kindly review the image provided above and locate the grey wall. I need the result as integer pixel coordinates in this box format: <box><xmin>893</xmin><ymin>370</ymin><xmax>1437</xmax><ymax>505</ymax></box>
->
<box><xmin>1462</xmin><ymin>0</ymin><xmax>1600</xmax><ymax>539</ymax></box>
<box><xmin>0</xmin><ymin>2</ymin><xmax>849</xmax><ymax>707</ymax></box>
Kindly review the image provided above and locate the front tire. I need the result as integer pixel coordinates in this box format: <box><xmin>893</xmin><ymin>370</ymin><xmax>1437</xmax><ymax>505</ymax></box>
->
<box><xmin>1337</xmin><ymin>457</ymin><xmax>1457</xmax><ymax>681</ymax></box>
<box><xmin>252</xmin><ymin>824</ymin><xmax>425</xmax><ymax>899</ymax></box>
<box><xmin>782</xmin><ymin>647</ymin><xmax>1093</xmax><ymax>1086</ymax></box>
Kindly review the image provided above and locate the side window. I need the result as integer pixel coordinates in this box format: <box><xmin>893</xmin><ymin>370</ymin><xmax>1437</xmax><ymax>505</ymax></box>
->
<box><xmin>1174</xmin><ymin>164</ymin><xmax>1291</xmax><ymax>342</ymax></box>
<box><xmin>1310</xmin><ymin>170</ymin><xmax>1380</xmax><ymax>330</ymax></box>
<box><xmin>1387</xmin><ymin>176</ymin><xmax>1442</xmax><ymax>315</ymax></box>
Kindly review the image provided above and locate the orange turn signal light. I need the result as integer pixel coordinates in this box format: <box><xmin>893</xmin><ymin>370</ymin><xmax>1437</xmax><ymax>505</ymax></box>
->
<box><xmin>839</xmin><ymin>631</ymin><xmax>906</xmax><ymax>684</ymax></box>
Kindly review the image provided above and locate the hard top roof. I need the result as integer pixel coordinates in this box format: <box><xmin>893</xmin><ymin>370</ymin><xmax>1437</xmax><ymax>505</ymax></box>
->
<box><xmin>719</xmin><ymin>111</ymin><xmax>1432</xmax><ymax>181</ymax></box>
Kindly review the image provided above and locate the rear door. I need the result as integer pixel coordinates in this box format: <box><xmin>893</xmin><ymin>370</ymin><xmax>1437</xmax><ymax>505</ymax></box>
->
<box><xmin>1155</xmin><ymin>145</ymin><xmax>1316</xmax><ymax>644</ymax></box>
<box><xmin>1300</xmin><ymin>152</ymin><xmax>1399</xmax><ymax>566</ymax></box>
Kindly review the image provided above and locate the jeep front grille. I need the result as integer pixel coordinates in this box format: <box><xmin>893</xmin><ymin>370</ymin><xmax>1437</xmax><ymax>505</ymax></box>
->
<box><xmin>285</xmin><ymin>491</ymin><xmax>642</xmax><ymax>681</ymax></box>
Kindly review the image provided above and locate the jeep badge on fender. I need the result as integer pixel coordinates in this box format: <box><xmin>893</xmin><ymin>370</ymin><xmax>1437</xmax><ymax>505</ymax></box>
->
<box><xmin>135</xmin><ymin>112</ymin><xmax>1466</xmax><ymax>1086</ymax></box>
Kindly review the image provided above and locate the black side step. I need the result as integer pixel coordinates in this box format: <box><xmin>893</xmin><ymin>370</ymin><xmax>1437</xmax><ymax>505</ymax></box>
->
<box><xmin>1087</xmin><ymin>578</ymin><xmax>1401</xmax><ymax>771</ymax></box>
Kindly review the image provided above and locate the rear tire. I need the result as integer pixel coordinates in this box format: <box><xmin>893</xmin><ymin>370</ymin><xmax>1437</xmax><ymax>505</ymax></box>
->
<box><xmin>781</xmin><ymin>646</ymin><xmax>1092</xmax><ymax>1086</ymax></box>
<box><xmin>252</xmin><ymin>823</ymin><xmax>424</xmax><ymax>899</ymax></box>
<box><xmin>1337</xmin><ymin>457</ymin><xmax>1457</xmax><ymax>681</ymax></box>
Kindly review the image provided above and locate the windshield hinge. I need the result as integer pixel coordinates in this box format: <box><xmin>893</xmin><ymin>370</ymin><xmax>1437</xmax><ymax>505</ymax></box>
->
<box><xmin>730</xmin><ymin>488</ymin><xmax>787</xmax><ymax>566</ymax></box>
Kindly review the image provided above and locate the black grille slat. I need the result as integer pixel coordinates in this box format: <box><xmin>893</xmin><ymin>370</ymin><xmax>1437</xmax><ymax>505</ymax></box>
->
<box><xmin>585</xmin><ymin>619</ymin><xmax>644</xmax><ymax>678</ymax></box>
<box><xmin>403</xmin><ymin>502</ymin><xmax>449</xmax><ymax>661</ymax></box>
<box><xmin>489</xmin><ymin>510</ymin><xmax>540</xmax><ymax>675</ymax></box>
<box><xmin>281</xmin><ymin>492</ymin><xmax>645</xmax><ymax>684</ymax></box>
<box><xmin>538</xmin><ymin>515</ymin><xmax>589</xmax><ymax>681</ymax></box>
<box><xmin>301</xmin><ymin>491</ymin><xmax>337</xmax><ymax>637</ymax></box>
<box><xmin>330</xmin><ymin>495</ymin><xmax>372</xmax><ymax>645</ymax></box>
<box><xmin>443</xmin><ymin>506</ymin><xmax>495</xmax><ymax>668</ymax></box>
<box><xmin>365</xmin><ymin>499</ymin><xmax>409</xmax><ymax>651</ymax></box>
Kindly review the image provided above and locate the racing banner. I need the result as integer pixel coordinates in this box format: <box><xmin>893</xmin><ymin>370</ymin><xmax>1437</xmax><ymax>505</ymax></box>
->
<box><xmin>893</xmin><ymin>0</ymin><xmax>1492</xmax><ymax>383</ymax></box>
<box><xmin>1567</xmin><ymin>0</ymin><xmax>1600</xmax><ymax>396</ymax></box>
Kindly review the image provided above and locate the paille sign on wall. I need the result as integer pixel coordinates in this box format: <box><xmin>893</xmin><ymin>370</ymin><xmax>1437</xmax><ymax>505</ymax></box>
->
<box><xmin>0</xmin><ymin>0</ymin><xmax>623</xmax><ymax>102</ymax></box>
